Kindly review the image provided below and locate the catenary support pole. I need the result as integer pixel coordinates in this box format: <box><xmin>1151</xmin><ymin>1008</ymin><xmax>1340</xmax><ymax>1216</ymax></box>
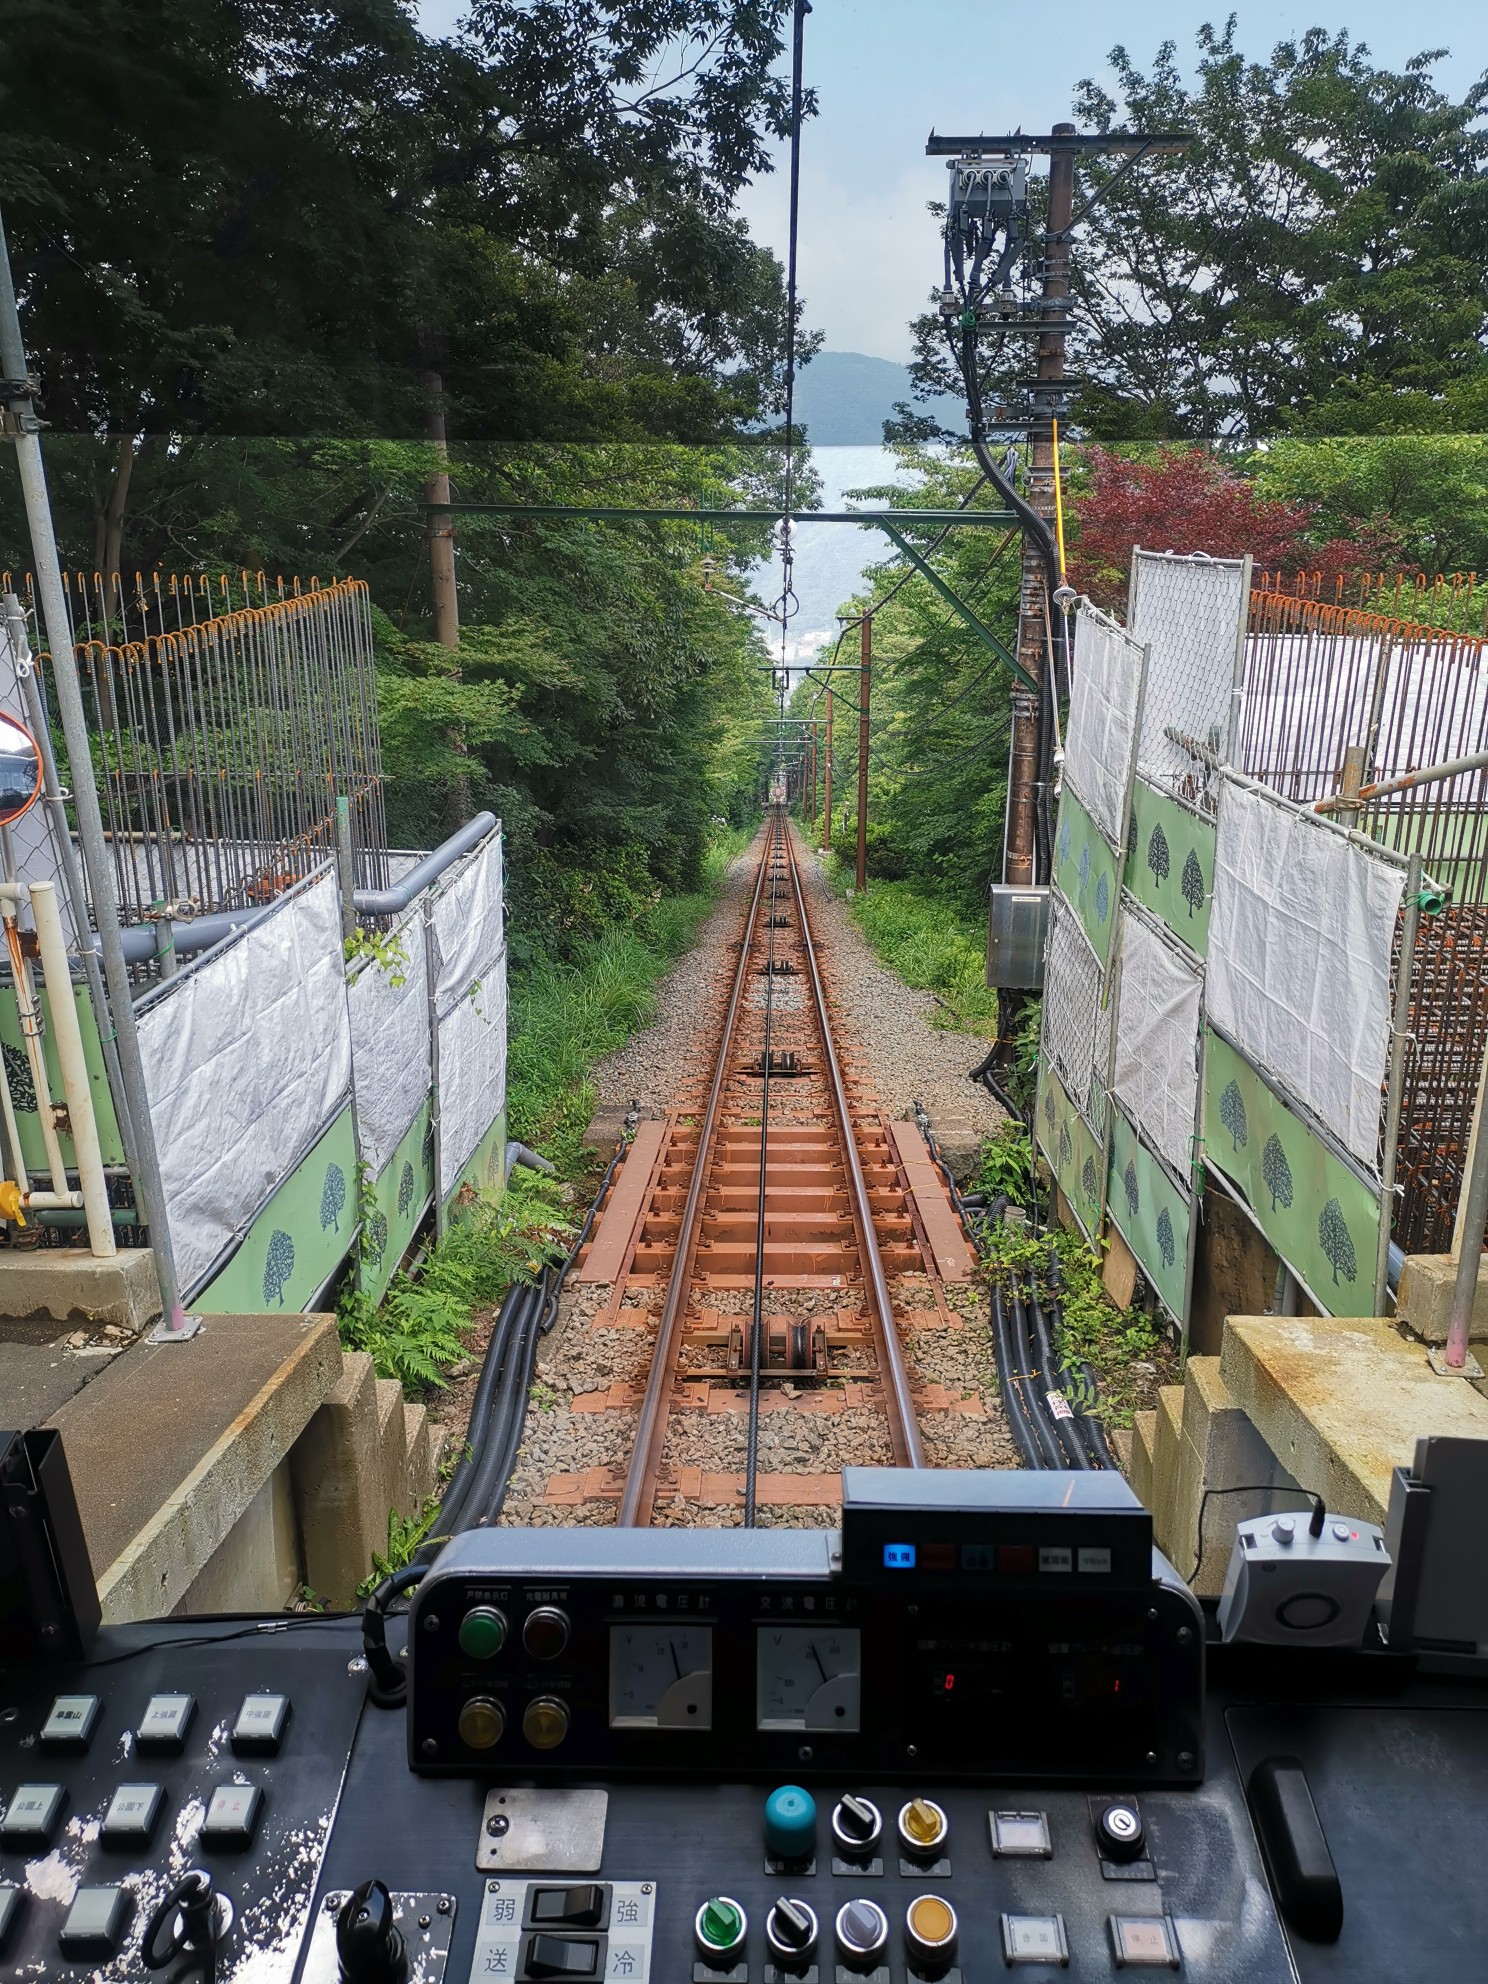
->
<box><xmin>856</xmin><ymin>616</ymin><xmax>871</xmax><ymax>893</ymax></box>
<box><xmin>0</xmin><ymin>207</ymin><xmax>191</xmax><ymax>1332</ymax></box>
<box><xmin>822</xmin><ymin>687</ymin><xmax>833</xmax><ymax>850</ymax></box>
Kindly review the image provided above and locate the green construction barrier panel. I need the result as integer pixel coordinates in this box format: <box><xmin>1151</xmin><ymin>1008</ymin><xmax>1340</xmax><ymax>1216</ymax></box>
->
<box><xmin>1106</xmin><ymin>1106</ymin><xmax>1194</xmax><ymax>1330</ymax></box>
<box><xmin>194</xmin><ymin>1108</ymin><xmax>360</xmax><ymax>1313</ymax></box>
<box><xmin>1203</xmin><ymin>1027</ymin><xmax>1381</xmax><ymax>1318</ymax></box>
<box><xmin>1123</xmin><ymin>780</ymin><xmax>1214</xmax><ymax>957</ymax></box>
<box><xmin>0</xmin><ymin>982</ymin><xmax>129</xmax><ymax>1175</ymax></box>
<box><xmin>356</xmin><ymin>1101</ymin><xmax>436</xmax><ymax>1306</ymax></box>
<box><xmin>1036</xmin><ymin>1059</ymin><xmax>1107</xmax><ymax>1251</ymax></box>
<box><xmin>1053</xmin><ymin>784</ymin><xmax>1121</xmax><ymax>967</ymax></box>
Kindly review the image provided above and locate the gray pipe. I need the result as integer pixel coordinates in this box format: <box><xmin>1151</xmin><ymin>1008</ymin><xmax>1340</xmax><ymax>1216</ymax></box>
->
<box><xmin>103</xmin><ymin>813</ymin><xmax>500</xmax><ymax>964</ymax></box>
<box><xmin>505</xmin><ymin>1141</ymin><xmax>555</xmax><ymax>1181</ymax></box>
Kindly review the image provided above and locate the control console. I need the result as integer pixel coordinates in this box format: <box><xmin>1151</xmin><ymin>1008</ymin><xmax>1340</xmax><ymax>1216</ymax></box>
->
<box><xmin>3</xmin><ymin>1465</ymin><xmax>1487</xmax><ymax>1984</ymax></box>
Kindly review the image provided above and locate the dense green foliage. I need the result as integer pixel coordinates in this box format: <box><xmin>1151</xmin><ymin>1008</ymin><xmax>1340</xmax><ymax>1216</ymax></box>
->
<box><xmin>506</xmin><ymin>828</ymin><xmax>751</xmax><ymax>1176</ymax></box>
<box><xmin>338</xmin><ymin>1168</ymin><xmax>574</xmax><ymax>1389</ymax></box>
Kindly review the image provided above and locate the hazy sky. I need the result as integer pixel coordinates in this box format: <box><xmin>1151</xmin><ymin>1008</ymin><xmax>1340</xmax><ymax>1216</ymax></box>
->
<box><xmin>415</xmin><ymin>2</ymin><xmax>1485</xmax><ymax>361</ymax></box>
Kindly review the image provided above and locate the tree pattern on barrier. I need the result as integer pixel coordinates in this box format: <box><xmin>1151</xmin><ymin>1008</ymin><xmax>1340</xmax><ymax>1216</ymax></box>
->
<box><xmin>1147</xmin><ymin>822</ymin><xmax>1170</xmax><ymax>883</ymax></box>
<box><xmin>320</xmin><ymin>1161</ymin><xmax>347</xmax><ymax>1231</ymax></box>
<box><xmin>1081</xmin><ymin>1153</ymin><xmax>1098</xmax><ymax>1205</ymax></box>
<box><xmin>1156</xmin><ymin>1205</ymin><xmax>1176</xmax><ymax>1271</ymax></box>
<box><xmin>1095</xmin><ymin>872</ymin><xmax>1110</xmax><ymax>925</ymax></box>
<box><xmin>1180</xmin><ymin>847</ymin><xmax>1205</xmax><ymax>917</ymax></box>
<box><xmin>367</xmin><ymin>1210</ymin><xmax>389</xmax><ymax>1265</ymax></box>
<box><xmin>398</xmin><ymin>1160</ymin><xmax>416</xmax><ymax>1218</ymax></box>
<box><xmin>1318</xmin><ymin>1198</ymin><xmax>1358</xmax><ymax>1284</ymax></box>
<box><xmin>1042</xmin><ymin>1086</ymin><xmax>1057</xmax><ymax>1139</ymax></box>
<box><xmin>1058</xmin><ymin>1120</ymin><xmax>1073</xmax><ymax>1174</ymax></box>
<box><xmin>1078</xmin><ymin>843</ymin><xmax>1091</xmax><ymax>901</ymax></box>
<box><xmin>263</xmin><ymin>1229</ymin><xmax>295</xmax><ymax>1307</ymax></box>
<box><xmin>1058</xmin><ymin>816</ymin><xmax>1072</xmax><ymax>865</ymax></box>
<box><xmin>1127</xmin><ymin>811</ymin><xmax>1138</xmax><ymax>869</ymax></box>
<box><xmin>1261</xmin><ymin>1134</ymin><xmax>1294</xmax><ymax>1212</ymax></box>
<box><xmin>1123</xmin><ymin>1158</ymin><xmax>1140</xmax><ymax>1219</ymax></box>
<box><xmin>1218</xmin><ymin>1079</ymin><xmax>1248</xmax><ymax>1151</ymax></box>
<box><xmin>2</xmin><ymin>1042</ymin><xmax>35</xmax><ymax>1112</ymax></box>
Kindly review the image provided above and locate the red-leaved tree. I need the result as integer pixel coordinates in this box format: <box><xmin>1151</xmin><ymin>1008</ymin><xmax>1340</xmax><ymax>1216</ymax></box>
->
<box><xmin>1066</xmin><ymin>448</ymin><xmax>1405</xmax><ymax>610</ymax></box>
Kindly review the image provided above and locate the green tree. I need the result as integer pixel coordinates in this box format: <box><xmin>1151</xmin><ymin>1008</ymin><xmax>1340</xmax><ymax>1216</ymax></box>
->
<box><xmin>1067</xmin><ymin>26</ymin><xmax>1488</xmax><ymax>436</ymax></box>
<box><xmin>1247</xmin><ymin>435</ymin><xmax>1488</xmax><ymax>575</ymax></box>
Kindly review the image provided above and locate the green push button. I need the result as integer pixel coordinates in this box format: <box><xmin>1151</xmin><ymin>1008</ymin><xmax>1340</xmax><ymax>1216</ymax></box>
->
<box><xmin>458</xmin><ymin>1606</ymin><xmax>507</xmax><ymax>1659</ymax></box>
<box><xmin>697</xmin><ymin>1896</ymin><xmax>746</xmax><ymax>1955</ymax></box>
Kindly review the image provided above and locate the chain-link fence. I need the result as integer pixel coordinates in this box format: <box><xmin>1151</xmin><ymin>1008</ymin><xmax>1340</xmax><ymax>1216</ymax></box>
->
<box><xmin>1129</xmin><ymin>549</ymin><xmax>1252</xmax><ymax>815</ymax></box>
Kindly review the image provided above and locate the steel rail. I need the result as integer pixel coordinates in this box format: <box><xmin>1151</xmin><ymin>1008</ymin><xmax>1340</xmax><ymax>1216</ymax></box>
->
<box><xmin>782</xmin><ymin>824</ymin><xmax>924</xmax><ymax>1469</ymax></box>
<box><xmin>744</xmin><ymin>810</ymin><xmax>781</xmax><ymax>1526</ymax></box>
<box><xmin>618</xmin><ymin>824</ymin><xmax>774</xmax><ymax>1527</ymax></box>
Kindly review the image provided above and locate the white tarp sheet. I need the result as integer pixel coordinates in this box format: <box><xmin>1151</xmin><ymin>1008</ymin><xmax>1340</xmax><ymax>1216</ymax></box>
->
<box><xmin>1131</xmin><ymin>550</ymin><xmax>1249</xmax><ymax>804</ymax></box>
<box><xmin>438</xmin><ymin>957</ymin><xmax>508</xmax><ymax>1197</ymax></box>
<box><xmin>348</xmin><ymin>908</ymin><xmax>430</xmax><ymax>1180</ymax></box>
<box><xmin>1065</xmin><ymin>603</ymin><xmax>1146</xmax><ymax>847</ymax></box>
<box><xmin>433</xmin><ymin>833</ymin><xmax>504</xmax><ymax>1014</ymax></box>
<box><xmin>138</xmin><ymin>870</ymin><xmax>352</xmax><ymax>1295</ymax></box>
<box><xmin>1113</xmin><ymin>907</ymin><xmax>1203</xmax><ymax>1179</ymax></box>
<box><xmin>1207</xmin><ymin>775</ymin><xmax>1404</xmax><ymax>1170</ymax></box>
<box><xmin>1043</xmin><ymin>895</ymin><xmax>1105</xmax><ymax>1129</ymax></box>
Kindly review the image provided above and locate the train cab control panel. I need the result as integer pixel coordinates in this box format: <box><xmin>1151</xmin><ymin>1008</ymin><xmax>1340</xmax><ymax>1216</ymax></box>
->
<box><xmin>2</xmin><ymin>1466</ymin><xmax>1486</xmax><ymax>1984</ymax></box>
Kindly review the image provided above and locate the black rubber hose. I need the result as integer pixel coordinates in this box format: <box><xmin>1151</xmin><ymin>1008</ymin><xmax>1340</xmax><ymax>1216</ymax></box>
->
<box><xmin>1009</xmin><ymin>1282</ymin><xmax>1065</xmax><ymax>1468</ymax></box>
<box><xmin>991</xmin><ymin>1279</ymin><xmax>1044</xmax><ymax>1470</ymax></box>
<box><xmin>1027</xmin><ymin>1279</ymin><xmax>1091</xmax><ymax>1469</ymax></box>
<box><xmin>436</xmin><ymin>1278</ymin><xmax>532</xmax><ymax>1530</ymax></box>
<box><xmin>477</xmin><ymin>1270</ymin><xmax>552</xmax><ymax>1525</ymax></box>
<box><xmin>446</xmin><ymin>1283</ymin><xmax>540</xmax><ymax>1532</ymax></box>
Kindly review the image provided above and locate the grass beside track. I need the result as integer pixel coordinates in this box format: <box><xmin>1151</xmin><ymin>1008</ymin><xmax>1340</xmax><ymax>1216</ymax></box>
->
<box><xmin>506</xmin><ymin>824</ymin><xmax>754</xmax><ymax>1180</ymax></box>
<box><xmin>821</xmin><ymin>854</ymin><xmax>999</xmax><ymax>1035</ymax></box>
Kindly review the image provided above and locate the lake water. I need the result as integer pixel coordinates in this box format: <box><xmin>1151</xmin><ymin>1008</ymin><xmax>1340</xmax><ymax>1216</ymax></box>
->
<box><xmin>748</xmin><ymin>445</ymin><xmax>906</xmax><ymax>673</ymax></box>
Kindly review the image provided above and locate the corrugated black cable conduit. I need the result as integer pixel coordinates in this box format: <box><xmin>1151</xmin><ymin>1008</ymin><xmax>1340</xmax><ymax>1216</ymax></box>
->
<box><xmin>1027</xmin><ymin>1278</ymin><xmax>1092</xmax><ymax>1470</ymax></box>
<box><xmin>1009</xmin><ymin>1281</ymin><xmax>1066</xmax><ymax>1469</ymax></box>
<box><xmin>991</xmin><ymin>1279</ymin><xmax>1044</xmax><ymax>1470</ymax></box>
<box><xmin>1045</xmin><ymin>1255</ymin><xmax>1120</xmax><ymax>1470</ymax></box>
<box><xmin>434</xmin><ymin>1138</ymin><xmax>627</xmax><ymax>1537</ymax></box>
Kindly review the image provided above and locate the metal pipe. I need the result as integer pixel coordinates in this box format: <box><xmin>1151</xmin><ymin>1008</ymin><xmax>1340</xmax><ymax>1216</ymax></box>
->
<box><xmin>30</xmin><ymin>880</ymin><xmax>116</xmax><ymax>1256</ymax></box>
<box><xmin>504</xmin><ymin>1141</ymin><xmax>555</xmax><ymax>1182</ymax></box>
<box><xmin>0</xmin><ymin>984</ymin><xmax>29</xmax><ymax>1198</ymax></box>
<box><xmin>99</xmin><ymin>812</ymin><xmax>500</xmax><ymax>964</ymax></box>
<box><xmin>1</xmin><ymin>207</ymin><xmax>188</xmax><ymax>1328</ymax></box>
<box><xmin>1312</xmin><ymin>746</ymin><xmax>1488</xmax><ymax>814</ymax></box>
<box><xmin>334</xmin><ymin>795</ymin><xmax>356</xmax><ymax>942</ymax></box>
<box><xmin>1445</xmin><ymin>1025</ymin><xmax>1488</xmax><ymax>1367</ymax></box>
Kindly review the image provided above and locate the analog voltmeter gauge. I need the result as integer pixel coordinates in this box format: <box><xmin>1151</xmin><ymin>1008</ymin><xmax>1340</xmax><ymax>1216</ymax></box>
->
<box><xmin>609</xmin><ymin>1625</ymin><xmax>713</xmax><ymax>1729</ymax></box>
<box><xmin>756</xmin><ymin>1626</ymin><xmax>861</xmax><ymax>1731</ymax></box>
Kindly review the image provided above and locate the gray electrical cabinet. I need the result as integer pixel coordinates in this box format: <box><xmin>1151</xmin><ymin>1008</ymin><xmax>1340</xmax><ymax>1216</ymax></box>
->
<box><xmin>985</xmin><ymin>884</ymin><xmax>1050</xmax><ymax>990</ymax></box>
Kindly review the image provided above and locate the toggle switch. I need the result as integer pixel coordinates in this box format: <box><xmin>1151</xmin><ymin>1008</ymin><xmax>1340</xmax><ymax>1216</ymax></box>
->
<box><xmin>835</xmin><ymin>1898</ymin><xmax>889</xmax><ymax>1970</ymax></box>
<box><xmin>695</xmin><ymin>1896</ymin><xmax>747</xmax><ymax>1966</ymax></box>
<box><xmin>831</xmin><ymin>1794</ymin><xmax>883</xmax><ymax>1857</ymax></box>
<box><xmin>765</xmin><ymin>1897</ymin><xmax>818</xmax><ymax>1971</ymax></box>
<box><xmin>531</xmin><ymin>1887</ymin><xmax>606</xmax><ymax>1930</ymax></box>
<box><xmin>898</xmin><ymin>1797</ymin><xmax>949</xmax><ymax>1859</ymax></box>
<box><xmin>523</xmin><ymin>1931</ymin><xmax>600</xmax><ymax>1979</ymax></box>
<box><xmin>764</xmin><ymin>1784</ymin><xmax>817</xmax><ymax>1863</ymax></box>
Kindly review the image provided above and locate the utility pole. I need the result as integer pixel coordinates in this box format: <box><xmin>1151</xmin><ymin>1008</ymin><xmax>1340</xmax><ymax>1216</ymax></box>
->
<box><xmin>925</xmin><ymin>126</ymin><xmax>1188</xmax><ymax>887</ymax></box>
<box><xmin>857</xmin><ymin>616</ymin><xmax>871</xmax><ymax>893</ymax></box>
<box><xmin>420</xmin><ymin>351</ymin><xmax>459</xmax><ymax>648</ymax></box>
<box><xmin>822</xmin><ymin>686</ymin><xmax>833</xmax><ymax>850</ymax></box>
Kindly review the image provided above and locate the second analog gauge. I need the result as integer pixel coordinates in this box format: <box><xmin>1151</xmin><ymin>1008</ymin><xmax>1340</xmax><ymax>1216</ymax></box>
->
<box><xmin>757</xmin><ymin>1625</ymin><xmax>861</xmax><ymax>1731</ymax></box>
<box><xmin>609</xmin><ymin>1624</ymin><xmax>713</xmax><ymax>1729</ymax></box>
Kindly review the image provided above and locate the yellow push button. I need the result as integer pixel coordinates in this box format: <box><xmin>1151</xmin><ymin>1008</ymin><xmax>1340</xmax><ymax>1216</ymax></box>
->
<box><xmin>522</xmin><ymin>1695</ymin><xmax>570</xmax><ymax>1750</ymax></box>
<box><xmin>898</xmin><ymin>1797</ymin><xmax>949</xmax><ymax>1856</ymax></box>
<box><xmin>457</xmin><ymin>1696</ymin><xmax>506</xmax><ymax>1750</ymax></box>
<box><xmin>906</xmin><ymin>1894</ymin><xmax>958</xmax><ymax>1967</ymax></box>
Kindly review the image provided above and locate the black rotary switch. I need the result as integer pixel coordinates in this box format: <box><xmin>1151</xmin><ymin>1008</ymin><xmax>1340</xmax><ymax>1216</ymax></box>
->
<box><xmin>1096</xmin><ymin>1801</ymin><xmax>1145</xmax><ymax>1862</ymax></box>
<box><xmin>831</xmin><ymin>1794</ymin><xmax>884</xmax><ymax>1858</ymax></box>
<box><xmin>336</xmin><ymin>1881</ymin><xmax>408</xmax><ymax>1984</ymax></box>
<box><xmin>766</xmin><ymin>1897</ymin><xmax>819</xmax><ymax>1970</ymax></box>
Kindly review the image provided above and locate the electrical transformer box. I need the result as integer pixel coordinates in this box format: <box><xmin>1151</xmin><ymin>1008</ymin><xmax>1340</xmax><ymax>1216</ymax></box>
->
<box><xmin>985</xmin><ymin>884</ymin><xmax>1049</xmax><ymax>990</ymax></box>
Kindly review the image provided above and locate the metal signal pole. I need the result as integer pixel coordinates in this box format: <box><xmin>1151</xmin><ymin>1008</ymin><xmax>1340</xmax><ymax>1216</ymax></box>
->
<box><xmin>822</xmin><ymin>686</ymin><xmax>833</xmax><ymax>850</ymax></box>
<box><xmin>857</xmin><ymin>616</ymin><xmax>871</xmax><ymax>892</ymax></box>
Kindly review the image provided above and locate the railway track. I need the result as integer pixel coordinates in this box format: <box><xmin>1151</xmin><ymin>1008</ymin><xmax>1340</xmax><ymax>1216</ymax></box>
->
<box><xmin>560</xmin><ymin>808</ymin><xmax>980</xmax><ymax>1528</ymax></box>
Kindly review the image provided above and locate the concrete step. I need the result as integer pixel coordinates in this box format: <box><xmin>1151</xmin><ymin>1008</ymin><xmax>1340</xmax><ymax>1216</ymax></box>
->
<box><xmin>375</xmin><ymin>1378</ymin><xmax>407</xmax><ymax>1523</ymax></box>
<box><xmin>1130</xmin><ymin>1410</ymin><xmax>1158</xmax><ymax>1511</ymax></box>
<box><xmin>403</xmin><ymin>1401</ymin><xmax>434</xmax><ymax>1512</ymax></box>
